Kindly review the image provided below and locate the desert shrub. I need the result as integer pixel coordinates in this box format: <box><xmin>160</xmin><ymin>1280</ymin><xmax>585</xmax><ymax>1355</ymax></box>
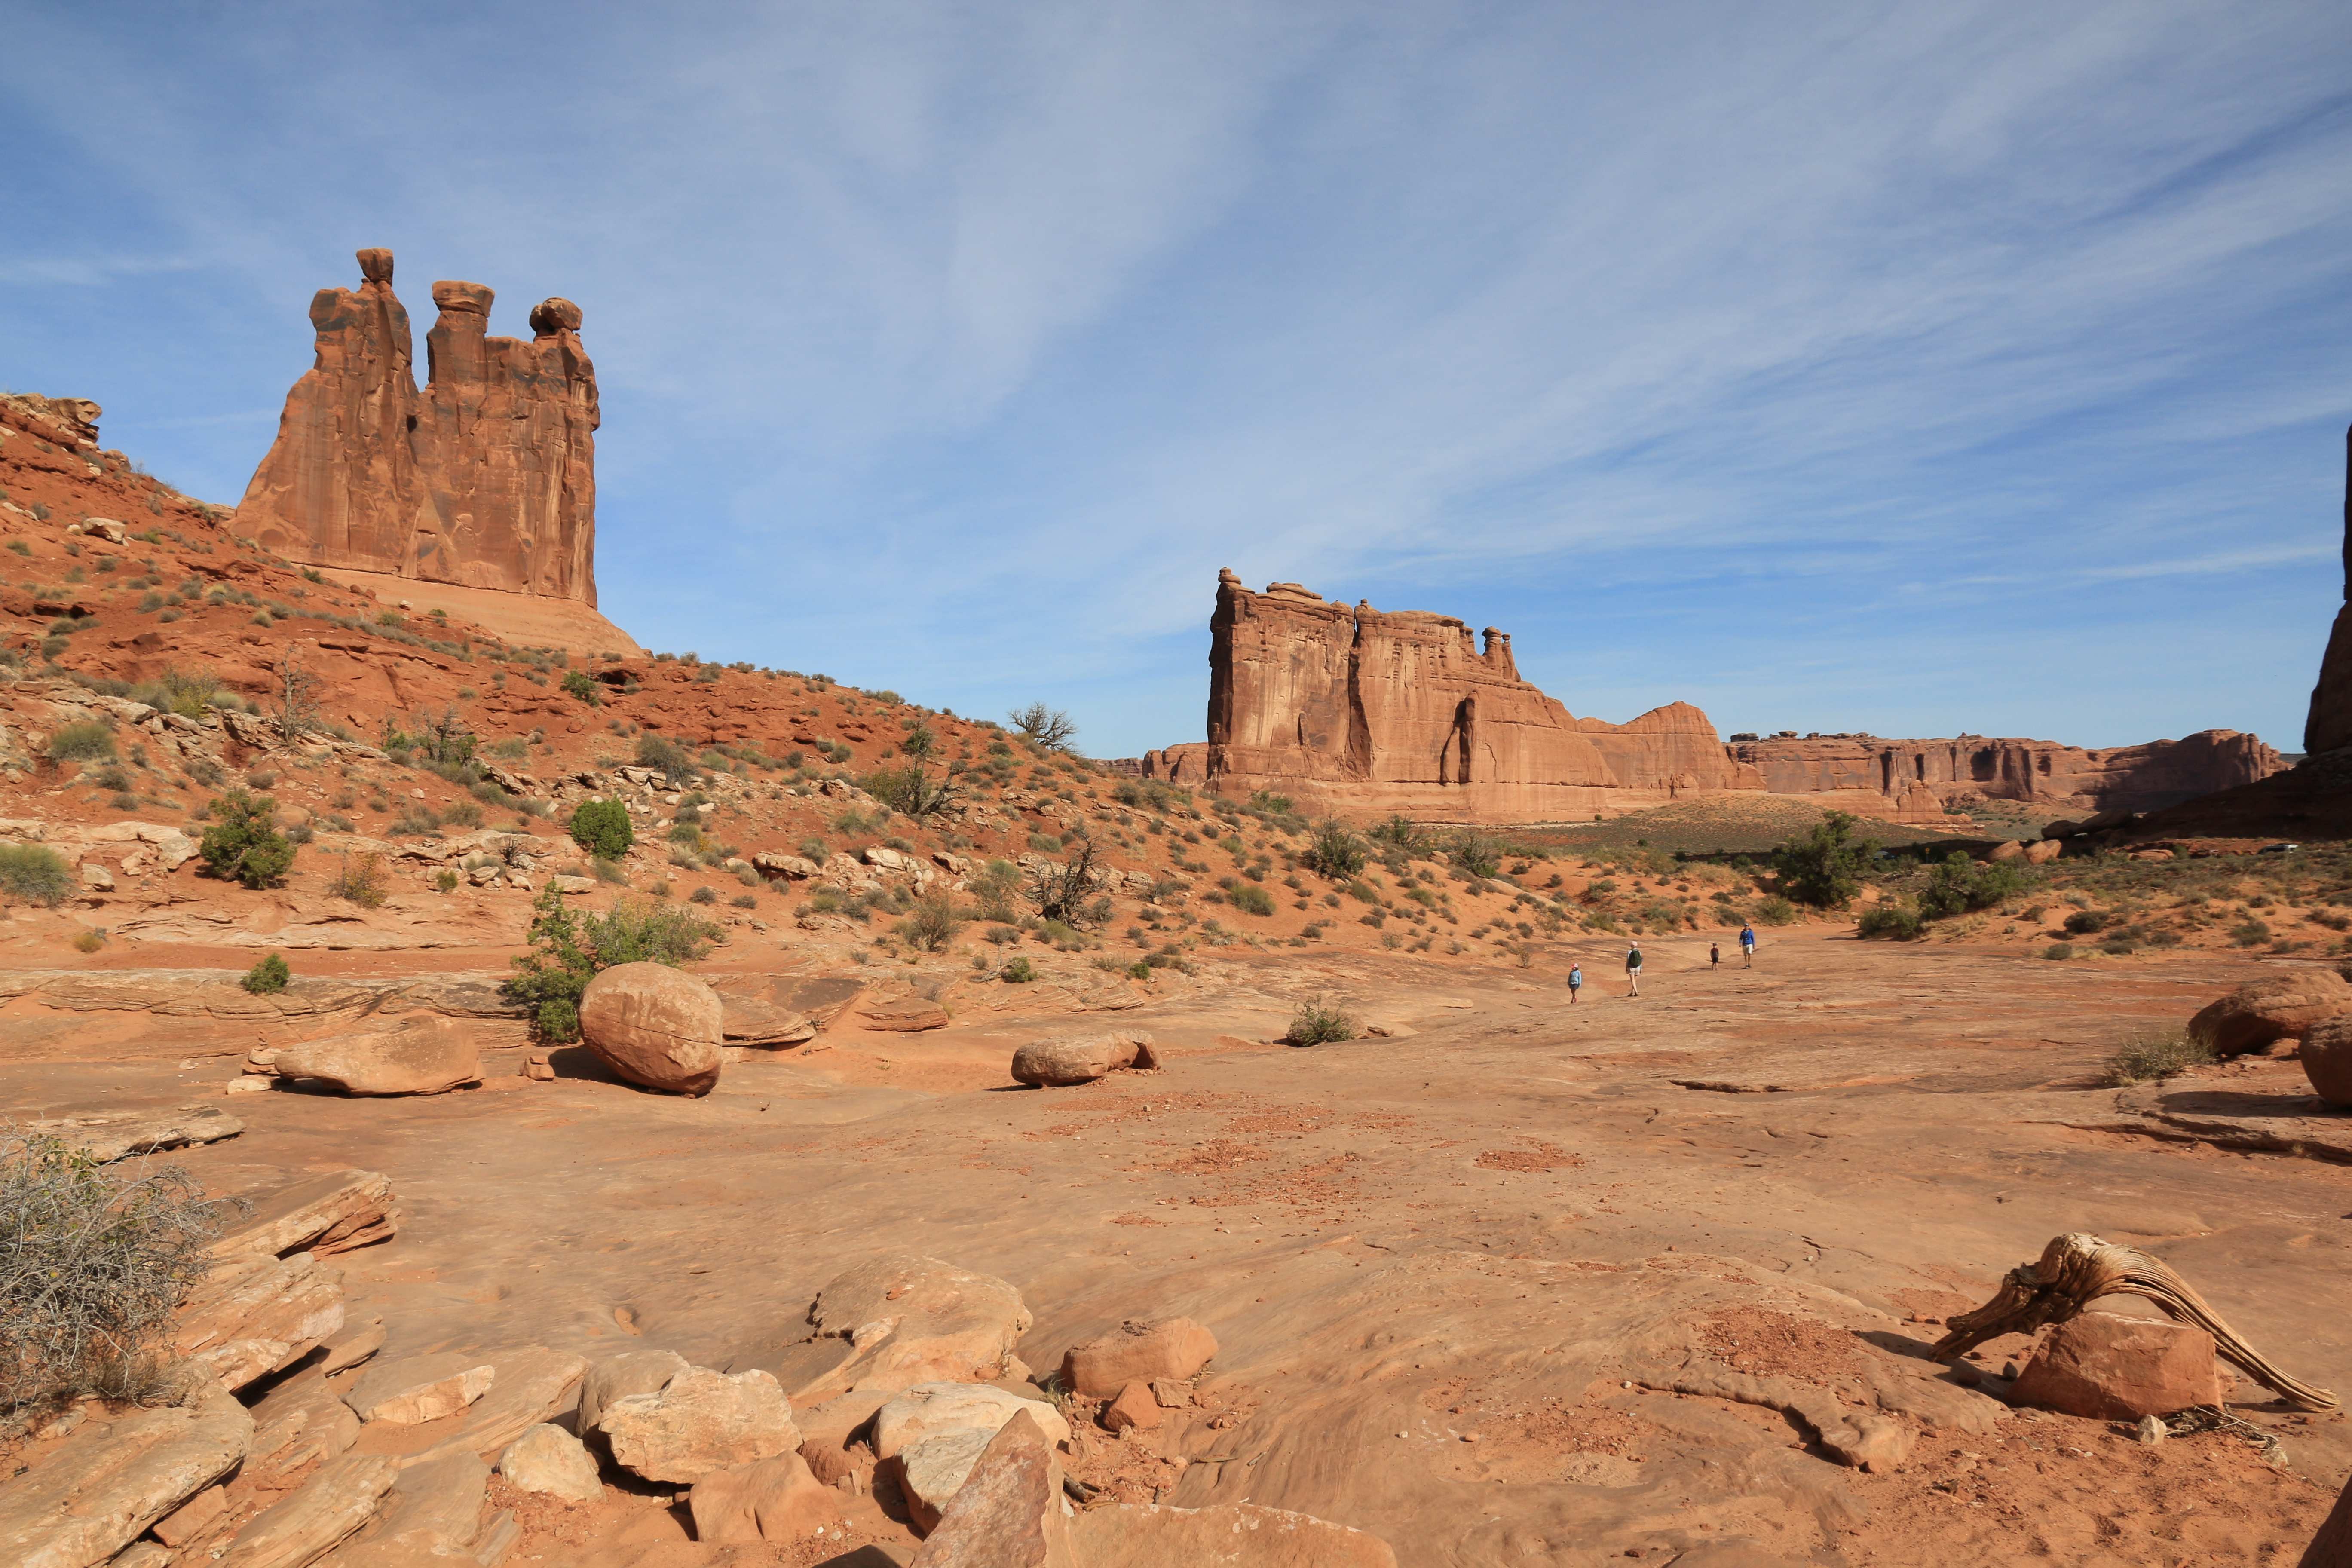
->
<box><xmin>440</xmin><ymin>799</ymin><xmax>484</xmax><ymax>830</ymax></box>
<box><xmin>560</xmin><ymin>670</ymin><xmax>601</xmax><ymax>705</ymax></box>
<box><xmin>2041</xmin><ymin>942</ymin><xmax>2075</xmax><ymax>960</ymax></box>
<box><xmin>896</xmin><ymin>891</ymin><xmax>964</xmax><ymax>952</ymax></box>
<box><xmin>2229</xmin><ymin>918</ymin><xmax>2272</xmax><ymax>948</ymax></box>
<box><xmin>1008</xmin><ymin>703</ymin><xmax>1076</xmax><ymax>751</ymax></box>
<box><xmin>70</xmin><ymin>930</ymin><xmax>105</xmax><ymax>954</ymax></box>
<box><xmin>689</xmin><ymin>885</ymin><xmax>717</xmax><ymax>905</ymax></box>
<box><xmin>569</xmin><ymin>798</ymin><xmax>634</xmax><ymax>858</ymax></box>
<box><xmin>1857</xmin><ymin>906</ymin><xmax>1923</xmax><ymax>940</ymax></box>
<box><xmin>1752</xmin><ymin>894</ymin><xmax>1798</xmax><ymax>925</ymax></box>
<box><xmin>1367</xmin><ymin>815</ymin><xmax>1427</xmax><ymax>855</ymax></box>
<box><xmin>1770</xmin><ymin>811</ymin><xmax>1870</xmax><ymax>908</ymax></box>
<box><xmin>1284</xmin><ymin>999</ymin><xmax>1357</xmax><ymax>1046</ymax></box>
<box><xmin>0</xmin><ymin>1127</ymin><xmax>230</xmax><ymax>1410</ymax></box>
<box><xmin>1228</xmin><ymin>883</ymin><xmax>1276</xmax><ymax>917</ymax></box>
<box><xmin>433</xmin><ymin>869</ymin><xmax>461</xmax><ymax>893</ymax></box>
<box><xmin>634</xmin><ymin>734</ymin><xmax>695</xmax><ymax>786</ymax></box>
<box><xmin>2062</xmin><ymin>909</ymin><xmax>2110</xmax><ymax>936</ymax></box>
<box><xmin>49</xmin><ymin>721</ymin><xmax>116</xmax><ymax>763</ymax></box>
<box><xmin>1302</xmin><ymin>821</ymin><xmax>1368</xmax><ymax>880</ymax></box>
<box><xmin>1031</xmin><ymin>837</ymin><xmax>1103</xmax><ymax>927</ymax></box>
<box><xmin>2102</xmin><ymin>1027</ymin><xmax>2214</xmax><ymax>1086</ymax></box>
<box><xmin>326</xmin><ymin>851</ymin><xmax>389</xmax><ymax>909</ymax></box>
<box><xmin>0</xmin><ymin>845</ymin><xmax>77</xmax><ymax>908</ymax></box>
<box><xmin>502</xmin><ymin>888</ymin><xmax>720</xmax><ymax>1041</ymax></box>
<box><xmin>1448</xmin><ymin>830</ymin><xmax>1504</xmax><ymax>880</ymax></box>
<box><xmin>134</xmin><ymin>667</ymin><xmax>219</xmax><ymax>718</ymax></box>
<box><xmin>1917</xmin><ymin>853</ymin><xmax>2030</xmax><ymax>920</ymax></box>
<box><xmin>198</xmin><ymin>791</ymin><xmax>295</xmax><ymax>889</ymax></box>
<box><xmin>1000</xmin><ymin>956</ymin><xmax>1038</xmax><ymax>983</ymax></box>
<box><xmin>387</xmin><ymin>806</ymin><xmax>440</xmax><ymax>838</ymax></box>
<box><xmin>241</xmin><ymin>952</ymin><xmax>291</xmax><ymax>994</ymax></box>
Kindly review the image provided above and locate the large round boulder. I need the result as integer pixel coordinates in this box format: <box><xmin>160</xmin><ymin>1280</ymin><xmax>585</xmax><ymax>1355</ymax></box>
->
<box><xmin>1010</xmin><ymin>1032</ymin><xmax>1155</xmax><ymax>1087</ymax></box>
<box><xmin>2186</xmin><ymin>971</ymin><xmax>2352</xmax><ymax>1057</ymax></box>
<box><xmin>2303</xmin><ymin>1016</ymin><xmax>2352</xmax><ymax>1107</ymax></box>
<box><xmin>579</xmin><ymin>963</ymin><xmax>724</xmax><ymax>1095</ymax></box>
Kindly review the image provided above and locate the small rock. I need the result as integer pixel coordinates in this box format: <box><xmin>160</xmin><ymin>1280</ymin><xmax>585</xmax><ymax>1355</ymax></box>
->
<box><xmin>149</xmin><ymin>1482</ymin><xmax>228</xmax><ymax>1547</ymax></box>
<box><xmin>902</xmin><ymin>1409</ymin><xmax>1066</xmax><ymax>1561</ymax></box>
<box><xmin>344</xmin><ymin>1352</ymin><xmax>496</xmax><ymax>1425</ymax></box>
<box><xmin>499</xmin><ymin>1424</ymin><xmax>603</xmax><ymax>1504</ymax></box>
<box><xmin>601</xmin><ymin>1367</ymin><xmax>799</xmax><ymax>1485</ymax></box>
<box><xmin>859</xmin><ymin>997</ymin><xmax>951</xmax><ymax>1032</ymax></box>
<box><xmin>2136</xmin><ymin>1413</ymin><xmax>2165</xmax><ymax>1446</ymax></box>
<box><xmin>317</xmin><ymin>1316</ymin><xmax>386</xmax><ymax>1376</ymax></box>
<box><xmin>873</xmin><ymin>1382</ymin><xmax>1072</xmax><ymax>1460</ymax></box>
<box><xmin>2010</xmin><ymin>1312</ymin><xmax>2226</xmax><ymax>1420</ymax></box>
<box><xmin>1062</xmin><ymin>1318</ymin><xmax>1219</xmax><ymax>1399</ymax></box>
<box><xmin>270</xmin><ymin>1015</ymin><xmax>481</xmax><ymax>1096</ymax></box>
<box><xmin>897</xmin><ymin>1427</ymin><xmax>999</xmax><ymax>1533</ymax></box>
<box><xmin>1010</xmin><ymin>1032</ymin><xmax>1152</xmax><ymax>1087</ymax></box>
<box><xmin>1103</xmin><ymin>1381</ymin><xmax>1162</xmax><ymax>1433</ymax></box>
<box><xmin>689</xmin><ymin>1452</ymin><xmax>841</xmax><ymax>1543</ymax></box>
<box><xmin>720</xmin><ymin>994</ymin><xmax>818</xmax><ymax>1048</ymax></box>
<box><xmin>217</xmin><ymin>1451</ymin><xmax>398</xmax><ymax>1568</ymax></box>
<box><xmin>1150</xmin><ymin>1379</ymin><xmax>1190</xmax><ymax>1409</ymax></box>
<box><xmin>579</xmin><ymin>1349</ymin><xmax>691</xmax><ymax>1434</ymax></box>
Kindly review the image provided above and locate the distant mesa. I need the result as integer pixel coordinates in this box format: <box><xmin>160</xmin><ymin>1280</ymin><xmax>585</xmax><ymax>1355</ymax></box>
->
<box><xmin>234</xmin><ymin>247</ymin><xmax>642</xmax><ymax>656</ymax></box>
<box><xmin>1140</xmin><ymin>571</ymin><xmax>2283</xmax><ymax>826</ymax></box>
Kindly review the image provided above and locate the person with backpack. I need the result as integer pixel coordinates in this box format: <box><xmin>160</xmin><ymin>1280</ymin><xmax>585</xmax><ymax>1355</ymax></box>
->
<box><xmin>1709</xmin><ymin>941</ymin><xmax>1721</xmax><ymax>969</ymax></box>
<box><xmin>1625</xmin><ymin>941</ymin><xmax>1643</xmax><ymax>997</ymax></box>
<box><xmin>1567</xmin><ymin>962</ymin><xmax>1583</xmax><ymax>1004</ymax></box>
<box><xmin>1740</xmin><ymin>923</ymin><xmax>1757</xmax><ymax>967</ymax></box>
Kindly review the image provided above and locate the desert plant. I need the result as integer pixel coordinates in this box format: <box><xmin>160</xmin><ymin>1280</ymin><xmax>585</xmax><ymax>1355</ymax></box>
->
<box><xmin>502</xmin><ymin>888</ymin><xmax>719</xmax><ymax>1041</ymax></box>
<box><xmin>2102</xmin><ymin>1027</ymin><xmax>2214</xmax><ymax>1086</ymax></box>
<box><xmin>1302</xmin><ymin>820</ymin><xmax>1369</xmax><ymax>880</ymax></box>
<box><xmin>1229</xmin><ymin>883</ymin><xmax>1276</xmax><ymax>917</ymax></box>
<box><xmin>560</xmin><ymin>670</ymin><xmax>601</xmax><ymax>705</ymax></box>
<box><xmin>1448</xmin><ymin>830</ymin><xmax>1504</xmax><ymax>880</ymax></box>
<box><xmin>1752</xmin><ymin>894</ymin><xmax>1798</xmax><ymax>925</ymax></box>
<box><xmin>70</xmin><ymin>930</ymin><xmax>105</xmax><ymax>954</ymax></box>
<box><xmin>329</xmin><ymin>851</ymin><xmax>389</xmax><ymax>909</ymax></box>
<box><xmin>634</xmin><ymin>734</ymin><xmax>695</xmax><ymax>786</ymax></box>
<box><xmin>198</xmin><ymin>791</ymin><xmax>295</xmax><ymax>889</ymax></box>
<box><xmin>1000</xmin><ymin>956</ymin><xmax>1038</xmax><ymax>983</ymax></box>
<box><xmin>1031</xmin><ymin>836</ymin><xmax>1103</xmax><ymax>927</ymax></box>
<box><xmin>48</xmin><ymin>721</ymin><xmax>116</xmax><ymax>763</ymax></box>
<box><xmin>1917</xmin><ymin>852</ymin><xmax>2029</xmax><ymax>920</ymax></box>
<box><xmin>2042</xmin><ymin>942</ymin><xmax>2075</xmax><ymax>960</ymax></box>
<box><xmin>241</xmin><ymin>952</ymin><xmax>291</xmax><ymax>994</ymax></box>
<box><xmin>569</xmin><ymin>798</ymin><xmax>634</xmax><ymax>858</ymax></box>
<box><xmin>1771</xmin><ymin>812</ymin><xmax>1870</xmax><ymax>908</ymax></box>
<box><xmin>0</xmin><ymin>845</ymin><xmax>77</xmax><ymax>908</ymax></box>
<box><xmin>1857</xmin><ymin>906</ymin><xmax>1923</xmax><ymax>940</ymax></box>
<box><xmin>1284</xmin><ymin>999</ymin><xmax>1357</xmax><ymax>1046</ymax></box>
<box><xmin>1008</xmin><ymin>703</ymin><xmax>1077</xmax><ymax>751</ymax></box>
<box><xmin>0</xmin><ymin>1127</ymin><xmax>232</xmax><ymax>1410</ymax></box>
<box><xmin>896</xmin><ymin>891</ymin><xmax>964</xmax><ymax>952</ymax></box>
<box><xmin>272</xmin><ymin>645</ymin><xmax>322</xmax><ymax>742</ymax></box>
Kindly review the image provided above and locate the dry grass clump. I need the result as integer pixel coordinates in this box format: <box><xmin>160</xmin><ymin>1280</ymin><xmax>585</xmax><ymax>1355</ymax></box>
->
<box><xmin>2102</xmin><ymin>1027</ymin><xmax>2215</xmax><ymax>1086</ymax></box>
<box><xmin>1284</xmin><ymin>998</ymin><xmax>1357</xmax><ymax>1047</ymax></box>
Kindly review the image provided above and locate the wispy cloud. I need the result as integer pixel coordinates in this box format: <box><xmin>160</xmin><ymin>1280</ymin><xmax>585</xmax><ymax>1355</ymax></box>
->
<box><xmin>1</xmin><ymin>0</ymin><xmax>2345</xmax><ymax>754</ymax></box>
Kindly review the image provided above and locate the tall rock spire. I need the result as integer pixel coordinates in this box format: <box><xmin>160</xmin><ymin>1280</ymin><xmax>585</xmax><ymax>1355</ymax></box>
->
<box><xmin>2305</xmin><ymin>422</ymin><xmax>2352</xmax><ymax>756</ymax></box>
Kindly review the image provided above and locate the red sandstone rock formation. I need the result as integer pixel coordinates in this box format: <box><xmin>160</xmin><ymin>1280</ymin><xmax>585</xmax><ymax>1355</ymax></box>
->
<box><xmin>1727</xmin><ymin>729</ymin><xmax>2284</xmax><ymax>817</ymax></box>
<box><xmin>236</xmin><ymin>249</ymin><xmax>601</xmax><ymax>609</ymax></box>
<box><xmin>2306</xmin><ymin>421</ymin><xmax>2352</xmax><ymax>756</ymax></box>
<box><xmin>1147</xmin><ymin>571</ymin><xmax>1761</xmax><ymax>820</ymax></box>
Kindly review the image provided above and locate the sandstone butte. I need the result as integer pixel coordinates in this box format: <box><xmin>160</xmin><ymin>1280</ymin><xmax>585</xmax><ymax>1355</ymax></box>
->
<box><xmin>233</xmin><ymin>248</ymin><xmax>640</xmax><ymax>659</ymax></box>
<box><xmin>1138</xmin><ymin>569</ymin><xmax>2281</xmax><ymax>825</ymax></box>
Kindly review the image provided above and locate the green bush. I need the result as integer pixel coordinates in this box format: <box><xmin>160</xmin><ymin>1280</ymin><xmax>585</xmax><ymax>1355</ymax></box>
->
<box><xmin>1857</xmin><ymin>906</ymin><xmax>1923</xmax><ymax>940</ymax></box>
<box><xmin>241</xmin><ymin>953</ymin><xmax>291</xmax><ymax>994</ymax></box>
<box><xmin>1917</xmin><ymin>852</ymin><xmax>2030</xmax><ymax>920</ymax></box>
<box><xmin>634</xmin><ymin>734</ymin><xmax>695</xmax><ymax>786</ymax></box>
<box><xmin>1000</xmin><ymin>956</ymin><xmax>1038</xmax><ymax>984</ymax></box>
<box><xmin>569</xmin><ymin>798</ymin><xmax>634</xmax><ymax>858</ymax></box>
<box><xmin>1770</xmin><ymin>812</ymin><xmax>1870</xmax><ymax>908</ymax></box>
<box><xmin>0</xmin><ymin>845</ymin><xmax>77</xmax><ymax>908</ymax></box>
<box><xmin>2041</xmin><ymin>942</ymin><xmax>2075</xmax><ymax>960</ymax></box>
<box><xmin>1229</xmin><ymin>883</ymin><xmax>1276</xmax><ymax>917</ymax></box>
<box><xmin>0</xmin><ymin>1126</ymin><xmax>230</xmax><ymax>1409</ymax></box>
<box><xmin>48</xmin><ymin>721</ymin><xmax>116</xmax><ymax>763</ymax></box>
<box><xmin>2101</xmin><ymin>1027</ymin><xmax>2214</xmax><ymax>1086</ymax></box>
<box><xmin>2061</xmin><ymin>908</ymin><xmax>2110</xmax><ymax>935</ymax></box>
<box><xmin>1284</xmin><ymin>1000</ymin><xmax>1357</xmax><ymax>1046</ymax></box>
<box><xmin>198</xmin><ymin>791</ymin><xmax>295</xmax><ymax>888</ymax></box>
<box><xmin>1752</xmin><ymin>894</ymin><xmax>1798</xmax><ymax>925</ymax></box>
<box><xmin>895</xmin><ymin>891</ymin><xmax>964</xmax><ymax>952</ymax></box>
<box><xmin>502</xmin><ymin>887</ymin><xmax>720</xmax><ymax>1041</ymax></box>
<box><xmin>1302</xmin><ymin>821</ymin><xmax>1368</xmax><ymax>880</ymax></box>
<box><xmin>560</xmin><ymin>670</ymin><xmax>601</xmax><ymax>705</ymax></box>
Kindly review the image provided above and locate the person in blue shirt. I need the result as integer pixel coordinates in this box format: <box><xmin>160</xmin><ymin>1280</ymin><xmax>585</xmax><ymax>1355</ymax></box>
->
<box><xmin>1740</xmin><ymin>924</ymin><xmax>1757</xmax><ymax>967</ymax></box>
<box><xmin>1566</xmin><ymin>963</ymin><xmax>1583</xmax><ymax>1004</ymax></box>
<box><xmin>1625</xmin><ymin>942</ymin><xmax>1643</xmax><ymax>997</ymax></box>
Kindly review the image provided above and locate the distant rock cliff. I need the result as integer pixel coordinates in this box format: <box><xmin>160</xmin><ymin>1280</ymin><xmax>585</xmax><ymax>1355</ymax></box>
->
<box><xmin>1141</xmin><ymin>571</ymin><xmax>1762</xmax><ymax>820</ymax></box>
<box><xmin>234</xmin><ymin>249</ymin><xmax>634</xmax><ymax>655</ymax></box>
<box><xmin>1728</xmin><ymin>731</ymin><xmax>2283</xmax><ymax>816</ymax></box>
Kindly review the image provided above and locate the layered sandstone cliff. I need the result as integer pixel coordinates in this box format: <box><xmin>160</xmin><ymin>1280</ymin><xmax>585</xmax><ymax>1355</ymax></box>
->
<box><xmin>235</xmin><ymin>250</ymin><xmax>629</xmax><ymax>652</ymax></box>
<box><xmin>1728</xmin><ymin>731</ymin><xmax>2283</xmax><ymax>816</ymax></box>
<box><xmin>1142</xmin><ymin>572</ymin><xmax>1762</xmax><ymax>820</ymax></box>
<box><xmin>2306</xmin><ymin>422</ymin><xmax>2352</xmax><ymax>756</ymax></box>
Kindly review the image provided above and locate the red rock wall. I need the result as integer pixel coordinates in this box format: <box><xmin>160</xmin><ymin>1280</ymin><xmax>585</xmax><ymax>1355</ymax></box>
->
<box><xmin>2305</xmin><ymin>423</ymin><xmax>2352</xmax><ymax>756</ymax></box>
<box><xmin>1727</xmin><ymin>729</ymin><xmax>2285</xmax><ymax>814</ymax></box>
<box><xmin>1163</xmin><ymin>571</ymin><xmax>1761</xmax><ymax>820</ymax></box>
<box><xmin>236</xmin><ymin>250</ymin><xmax>600</xmax><ymax>608</ymax></box>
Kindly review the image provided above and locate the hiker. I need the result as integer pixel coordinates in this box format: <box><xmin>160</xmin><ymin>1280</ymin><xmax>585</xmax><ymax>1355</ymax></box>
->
<box><xmin>1709</xmin><ymin>941</ymin><xmax>1721</xmax><ymax>969</ymax></box>
<box><xmin>1567</xmin><ymin>962</ymin><xmax>1583</xmax><ymax>1004</ymax></box>
<box><xmin>1740</xmin><ymin>923</ymin><xmax>1756</xmax><ymax>967</ymax></box>
<box><xmin>1626</xmin><ymin>941</ymin><xmax>1643</xmax><ymax>997</ymax></box>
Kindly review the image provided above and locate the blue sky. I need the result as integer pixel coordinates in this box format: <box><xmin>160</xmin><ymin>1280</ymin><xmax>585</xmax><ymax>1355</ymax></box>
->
<box><xmin>4</xmin><ymin>1</ymin><xmax>2347</xmax><ymax>758</ymax></box>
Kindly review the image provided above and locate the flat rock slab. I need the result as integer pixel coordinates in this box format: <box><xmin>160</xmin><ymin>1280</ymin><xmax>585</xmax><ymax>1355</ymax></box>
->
<box><xmin>2115</xmin><ymin>1083</ymin><xmax>2352</xmax><ymax>1163</ymax></box>
<box><xmin>346</xmin><ymin>1352</ymin><xmax>496</xmax><ymax>1425</ymax></box>
<box><xmin>793</xmin><ymin>1254</ymin><xmax>1033</xmax><ymax>1403</ymax></box>
<box><xmin>719</xmin><ymin>994</ymin><xmax>818</xmax><ymax>1047</ymax></box>
<box><xmin>859</xmin><ymin>998</ymin><xmax>952</xmax><ymax>1032</ymax></box>
<box><xmin>0</xmin><ymin>1388</ymin><xmax>253</xmax><ymax>1568</ymax></box>
<box><xmin>874</xmin><ymin>1382</ymin><xmax>1073</xmax><ymax>1460</ymax></box>
<box><xmin>26</xmin><ymin>1104</ymin><xmax>242</xmax><ymax>1161</ymax></box>
<box><xmin>1069</xmin><ymin>1502</ymin><xmax>1401</xmax><ymax>1566</ymax></box>
<box><xmin>175</xmin><ymin>1249</ymin><xmax>346</xmax><ymax>1393</ymax></box>
<box><xmin>271</xmin><ymin>1017</ymin><xmax>481</xmax><ymax>1096</ymax></box>
<box><xmin>218</xmin><ymin>1451</ymin><xmax>398</xmax><ymax>1568</ymax></box>
<box><xmin>214</xmin><ymin>1168</ymin><xmax>399</xmax><ymax>1260</ymax></box>
<box><xmin>402</xmin><ymin>1345</ymin><xmax>587</xmax><ymax>1468</ymax></box>
<box><xmin>601</xmin><ymin>1367</ymin><xmax>799</xmax><ymax>1485</ymax></box>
